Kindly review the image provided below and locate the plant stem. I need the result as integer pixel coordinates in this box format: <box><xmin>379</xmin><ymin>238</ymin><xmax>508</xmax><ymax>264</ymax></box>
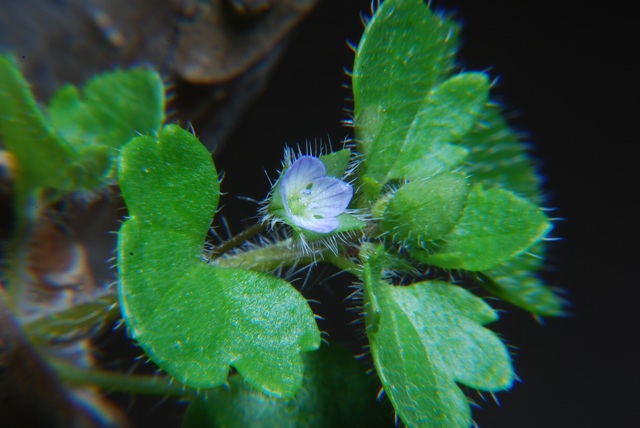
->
<box><xmin>212</xmin><ymin>236</ymin><xmax>364</xmax><ymax>279</ymax></box>
<box><xmin>207</xmin><ymin>222</ymin><xmax>265</xmax><ymax>260</ymax></box>
<box><xmin>323</xmin><ymin>253</ymin><xmax>362</xmax><ymax>276</ymax></box>
<box><xmin>211</xmin><ymin>238</ymin><xmax>317</xmax><ymax>271</ymax></box>
<box><xmin>48</xmin><ymin>358</ymin><xmax>197</xmax><ymax>397</ymax></box>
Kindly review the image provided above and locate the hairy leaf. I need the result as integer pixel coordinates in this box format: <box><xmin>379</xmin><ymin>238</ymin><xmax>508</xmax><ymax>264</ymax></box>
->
<box><xmin>117</xmin><ymin>125</ymin><xmax>320</xmax><ymax>395</ymax></box>
<box><xmin>479</xmin><ymin>243</ymin><xmax>566</xmax><ymax>316</ymax></box>
<box><xmin>353</xmin><ymin>0</ymin><xmax>462</xmax><ymax>197</ymax></box>
<box><xmin>363</xmin><ymin>249</ymin><xmax>514</xmax><ymax>427</ymax></box>
<box><xmin>462</xmin><ymin>104</ymin><xmax>542</xmax><ymax>202</ymax></box>
<box><xmin>381</xmin><ymin>172</ymin><xmax>469</xmax><ymax>248</ymax></box>
<box><xmin>423</xmin><ymin>185</ymin><xmax>551</xmax><ymax>271</ymax></box>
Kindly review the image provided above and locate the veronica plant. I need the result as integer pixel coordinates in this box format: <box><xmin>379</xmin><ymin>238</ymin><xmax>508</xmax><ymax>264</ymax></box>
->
<box><xmin>0</xmin><ymin>0</ymin><xmax>565</xmax><ymax>426</ymax></box>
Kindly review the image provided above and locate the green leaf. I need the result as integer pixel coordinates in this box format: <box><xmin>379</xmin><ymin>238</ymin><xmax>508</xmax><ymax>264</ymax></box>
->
<box><xmin>462</xmin><ymin>104</ymin><xmax>542</xmax><ymax>202</ymax></box>
<box><xmin>49</xmin><ymin>68</ymin><xmax>164</xmax><ymax>152</ymax></box>
<box><xmin>389</xmin><ymin>72</ymin><xmax>489</xmax><ymax>181</ymax></box>
<box><xmin>423</xmin><ymin>185</ymin><xmax>551</xmax><ymax>271</ymax></box>
<box><xmin>355</xmin><ymin>0</ymin><xmax>486</xmax><ymax>195</ymax></box>
<box><xmin>353</xmin><ymin>0</ymin><xmax>459</xmax><ymax>139</ymax></box>
<box><xmin>0</xmin><ymin>55</ymin><xmax>163</xmax><ymax>196</ymax></box>
<box><xmin>117</xmin><ymin>125</ymin><xmax>320</xmax><ymax>395</ymax></box>
<box><xmin>182</xmin><ymin>342</ymin><xmax>391</xmax><ymax>428</ymax></box>
<box><xmin>478</xmin><ymin>243</ymin><xmax>566</xmax><ymax>316</ymax></box>
<box><xmin>381</xmin><ymin>172</ymin><xmax>469</xmax><ymax>248</ymax></box>
<box><xmin>0</xmin><ymin>54</ymin><xmax>75</xmax><ymax>194</ymax></box>
<box><xmin>363</xmin><ymin>249</ymin><xmax>513</xmax><ymax>427</ymax></box>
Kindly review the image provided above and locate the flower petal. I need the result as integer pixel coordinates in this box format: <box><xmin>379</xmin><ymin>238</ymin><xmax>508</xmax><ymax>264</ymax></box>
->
<box><xmin>281</xmin><ymin>156</ymin><xmax>326</xmax><ymax>196</ymax></box>
<box><xmin>307</xmin><ymin>177</ymin><xmax>353</xmax><ymax>218</ymax></box>
<box><xmin>290</xmin><ymin>215</ymin><xmax>340</xmax><ymax>234</ymax></box>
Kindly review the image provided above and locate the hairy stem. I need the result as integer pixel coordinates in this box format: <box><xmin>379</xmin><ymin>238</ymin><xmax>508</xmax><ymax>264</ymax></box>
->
<box><xmin>207</xmin><ymin>222</ymin><xmax>265</xmax><ymax>260</ymax></box>
<box><xmin>211</xmin><ymin>236</ymin><xmax>364</xmax><ymax>280</ymax></box>
<box><xmin>48</xmin><ymin>358</ymin><xmax>197</xmax><ymax>397</ymax></box>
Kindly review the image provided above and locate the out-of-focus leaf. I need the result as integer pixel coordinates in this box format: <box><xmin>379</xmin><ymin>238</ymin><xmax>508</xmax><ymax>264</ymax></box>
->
<box><xmin>22</xmin><ymin>293</ymin><xmax>119</xmax><ymax>346</ymax></box>
<box><xmin>478</xmin><ymin>243</ymin><xmax>566</xmax><ymax>316</ymax></box>
<box><xmin>0</xmin><ymin>54</ymin><xmax>76</xmax><ymax>195</ymax></box>
<box><xmin>49</xmin><ymin>68</ymin><xmax>164</xmax><ymax>153</ymax></box>
<box><xmin>182</xmin><ymin>342</ymin><xmax>392</xmax><ymax>428</ymax></box>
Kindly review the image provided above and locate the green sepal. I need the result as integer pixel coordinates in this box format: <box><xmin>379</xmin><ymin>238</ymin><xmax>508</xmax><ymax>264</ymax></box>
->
<box><xmin>320</xmin><ymin>148</ymin><xmax>351</xmax><ymax>178</ymax></box>
<box><xmin>363</xmin><ymin>248</ymin><xmax>514</xmax><ymax>427</ymax></box>
<box><xmin>182</xmin><ymin>342</ymin><xmax>391</xmax><ymax>428</ymax></box>
<box><xmin>117</xmin><ymin>125</ymin><xmax>320</xmax><ymax>395</ymax></box>
<box><xmin>380</xmin><ymin>172</ymin><xmax>470</xmax><ymax>249</ymax></box>
<box><xmin>269</xmin><ymin>209</ymin><xmax>366</xmax><ymax>241</ymax></box>
<box><xmin>421</xmin><ymin>185</ymin><xmax>551</xmax><ymax>271</ymax></box>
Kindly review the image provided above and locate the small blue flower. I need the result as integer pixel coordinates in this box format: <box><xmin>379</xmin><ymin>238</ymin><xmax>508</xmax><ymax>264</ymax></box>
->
<box><xmin>280</xmin><ymin>156</ymin><xmax>353</xmax><ymax>233</ymax></box>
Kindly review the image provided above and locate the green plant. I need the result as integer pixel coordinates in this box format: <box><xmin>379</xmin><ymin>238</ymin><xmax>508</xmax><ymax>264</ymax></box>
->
<box><xmin>0</xmin><ymin>1</ymin><xmax>564</xmax><ymax>426</ymax></box>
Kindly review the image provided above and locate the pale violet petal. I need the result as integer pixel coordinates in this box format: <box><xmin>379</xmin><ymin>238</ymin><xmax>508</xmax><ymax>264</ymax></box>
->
<box><xmin>282</xmin><ymin>156</ymin><xmax>326</xmax><ymax>196</ymax></box>
<box><xmin>290</xmin><ymin>214</ymin><xmax>340</xmax><ymax>234</ymax></box>
<box><xmin>307</xmin><ymin>177</ymin><xmax>353</xmax><ymax>218</ymax></box>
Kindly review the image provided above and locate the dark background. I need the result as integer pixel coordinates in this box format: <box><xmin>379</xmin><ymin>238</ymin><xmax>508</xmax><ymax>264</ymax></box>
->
<box><xmin>3</xmin><ymin>0</ymin><xmax>636</xmax><ymax>427</ymax></box>
<box><xmin>219</xmin><ymin>1</ymin><xmax>636</xmax><ymax>427</ymax></box>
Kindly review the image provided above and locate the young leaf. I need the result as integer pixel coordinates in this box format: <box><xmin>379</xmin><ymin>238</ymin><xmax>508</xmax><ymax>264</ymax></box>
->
<box><xmin>380</xmin><ymin>172</ymin><xmax>469</xmax><ymax>248</ymax></box>
<box><xmin>117</xmin><ymin>125</ymin><xmax>320</xmax><ymax>395</ymax></box>
<box><xmin>363</xmin><ymin>249</ymin><xmax>514</xmax><ymax>427</ymax></box>
<box><xmin>388</xmin><ymin>72</ymin><xmax>489</xmax><ymax>182</ymax></box>
<box><xmin>182</xmin><ymin>342</ymin><xmax>391</xmax><ymax>428</ymax></box>
<box><xmin>423</xmin><ymin>185</ymin><xmax>552</xmax><ymax>271</ymax></box>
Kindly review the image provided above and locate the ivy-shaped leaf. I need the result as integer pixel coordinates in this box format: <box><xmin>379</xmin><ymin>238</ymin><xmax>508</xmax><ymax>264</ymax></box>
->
<box><xmin>363</xmin><ymin>248</ymin><xmax>514</xmax><ymax>427</ymax></box>
<box><xmin>117</xmin><ymin>125</ymin><xmax>320</xmax><ymax>396</ymax></box>
<box><xmin>422</xmin><ymin>185</ymin><xmax>552</xmax><ymax>271</ymax></box>
<box><xmin>182</xmin><ymin>342</ymin><xmax>391</xmax><ymax>428</ymax></box>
